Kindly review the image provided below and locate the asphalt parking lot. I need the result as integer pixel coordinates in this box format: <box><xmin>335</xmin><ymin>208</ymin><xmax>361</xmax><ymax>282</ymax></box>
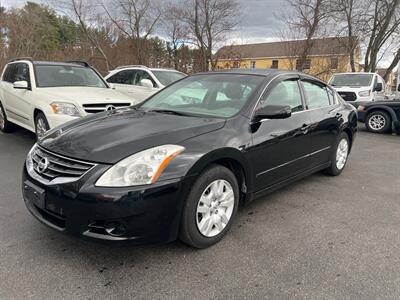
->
<box><xmin>0</xmin><ymin>126</ymin><xmax>399</xmax><ymax>299</ymax></box>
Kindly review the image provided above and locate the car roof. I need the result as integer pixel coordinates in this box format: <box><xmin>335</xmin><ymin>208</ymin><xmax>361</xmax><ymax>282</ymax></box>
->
<box><xmin>8</xmin><ymin>60</ymin><xmax>88</xmax><ymax>68</ymax></box>
<box><xmin>32</xmin><ymin>61</ymin><xmax>87</xmax><ymax>67</ymax></box>
<box><xmin>196</xmin><ymin>68</ymin><xmax>307</xmax><ymax>77</ymax></box>
<box><xmin>332</xmin><ymin>72</ymin><xmax>377</xmax><ymax>75</ymax></box>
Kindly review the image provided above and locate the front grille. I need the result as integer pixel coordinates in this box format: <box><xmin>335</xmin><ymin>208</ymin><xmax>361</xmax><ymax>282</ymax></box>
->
<box><xmin>32</xmin><ymin>146</ymin><xmax>95</xmax><ymax>181</ymax></box>
<box><xmin>338</xmin><ymin>92</ymin><xmax>357</xmax><ymax>102</ymax></box>
<box><xmin>83</xmin><ymin>103</ymin><xmax>131</xmax><ymax>114</ymax></box>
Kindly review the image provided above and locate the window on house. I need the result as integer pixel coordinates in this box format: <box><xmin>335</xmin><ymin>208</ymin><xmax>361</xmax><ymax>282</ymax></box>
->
<box><xmin>331</xmin><ymin>57</ymin><xmax>338</xmax><ymax>69</ymax></box>
<box><xmin>271</xmin><ymin>60</ymin><xmax>279</xmax><ymax>69</ymax></box>
<box><xmin>250</xmin><ymin>61</ymin><xmax>256</xmax><ymax>69</ymax></box>
<box><xmin>296</xmin><ymin>59</ymin><xmax>311</xmax><ymax>70</ymax></box>
<box><xmin>303</xmin><ymin>59</ymin><xmax>311</xmax><ymax>70</ymax></box>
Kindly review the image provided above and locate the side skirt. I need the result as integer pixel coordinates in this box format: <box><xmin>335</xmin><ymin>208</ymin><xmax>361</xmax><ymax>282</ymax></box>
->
<box><xmin>247</xmin><ymin>161</ymin><xmax>331</xmax><ymax>203</ymax></box>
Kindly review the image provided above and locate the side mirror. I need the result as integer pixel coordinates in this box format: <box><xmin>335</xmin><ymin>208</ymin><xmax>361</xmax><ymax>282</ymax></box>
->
<box><xmin>140</xmin><ymin>79</ymin><xmax>153</xmax><ymax>89</ymax></box>
<box><xmin>108</xmin><ymin>83</ymin><xmax>115</xmax><ymax>89</ymax></box>
<box><xmin>253</xmin><ymin>105</ymin><xmax>292</xmax><ymax>121</ymax></box>
<box><xmin>374</xmin><ymin>82</ymin><xmax>383</xmax><ymax>92</ymax></box>
<box><xmin>13</xmin><ymin>81</ymin><xmax>29</xmax><ymax>89</ymax></box>
<box><xmin>397</xmin><ymin>84</ymin><xmax>400</xmax><ymax>92</ymax></box>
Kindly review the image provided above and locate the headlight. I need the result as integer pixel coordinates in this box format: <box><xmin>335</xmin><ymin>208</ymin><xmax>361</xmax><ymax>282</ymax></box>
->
<box><xmin>26</xmin><ymin>143</ymin><xmax>37</xmax><ymax>172</ymax></box>
<box><xmin>96</xmin><ymin>145</ymin><xmax>185</xmax><ymax>187</ymax></box>
<box><xmin>358</xmin><ymin>90</ymin><xmax>371</xmax><ymax>97</ymax></box>
<box><xmin>50</xmin><ymin>102</ymin><xmax>81</xmax><ymax>117</ymax></box>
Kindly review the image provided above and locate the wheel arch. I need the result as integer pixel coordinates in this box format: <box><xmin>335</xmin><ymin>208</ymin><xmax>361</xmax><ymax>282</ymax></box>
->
<box><xmin>365</xmin><ymin>106</ymin><xmax>397</xmax><ymax>122</ymax></box>
<box><xmin>342</xmin><ymin>127</ymin><xmax>354</xmax><ymax>152</ymax></box>
<box><xmin>185</xmin><ymin>148</ymin><xmax>253</xmax><ymax>204</ymax></box>
<box><xmin>33</xmin><ymin>108</ymin><xmax>44</xmax><ymax>121</ymax></box>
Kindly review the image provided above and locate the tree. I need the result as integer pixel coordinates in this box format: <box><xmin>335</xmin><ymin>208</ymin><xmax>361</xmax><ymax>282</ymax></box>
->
<box><xmin>383</xmin><ymin>47</ymin><xmax>400</xmax><ymax>81</ymax></box>
<box><xmin>50</xmin><ymin>0</ymin><xmax>113</xmax><ymax>71</ymax></box>
<box><xmin>282</xmin><ymin>0</ymin><xmax>331</xmax><ymax>71</ymax></box>
<box><xmin>182</xmin><ymin>0</ymin><xmax>239</xmax><ymax>71</ymax></box>
<box><xmin>162</xmin><ymin>2</ymin><xmax>188</xmax><ymax>70</ymax></box>
<box><xmin>102</xmin><ymin>0</ymin><xmax>162</xmax><ymax>65</ymax></box>
<box><xmin>330</xmin><ymin>0</ymin><xmax>367</xmax><ymax>71</ymax></box>
<box><xmin>363</xmin><ymin>0</ymin><xmax>400</xmax><ymax>72</ymax></box>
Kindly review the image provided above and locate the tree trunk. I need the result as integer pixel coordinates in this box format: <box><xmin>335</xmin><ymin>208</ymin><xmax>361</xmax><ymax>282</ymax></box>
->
<box><xmin>383</xmin><ymin>48</ymin><xmax>400</xmax><ymax>81</ymax></box>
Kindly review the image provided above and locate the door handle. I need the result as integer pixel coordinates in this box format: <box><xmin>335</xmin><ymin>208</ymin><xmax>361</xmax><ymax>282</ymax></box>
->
<box><xmin>300</xmin><ymin>124</ymin><xmax>310</xmax><ymax>134</ymax></box>
<box><xmin>335</xmin><ymin>113</ymin><xmax>343</xmax><ymax>119</ymax></box>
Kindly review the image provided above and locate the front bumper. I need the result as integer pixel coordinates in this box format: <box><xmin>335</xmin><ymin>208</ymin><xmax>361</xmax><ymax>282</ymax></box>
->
<box><xmin>22</xmin><ymin>166</ymin><xmax>192</xmax><ymax>245</ymax></box>
<box><xmin>46</xmin><ymin>114</ymin><xmax>80</xmax><ymax>129</ymax></box>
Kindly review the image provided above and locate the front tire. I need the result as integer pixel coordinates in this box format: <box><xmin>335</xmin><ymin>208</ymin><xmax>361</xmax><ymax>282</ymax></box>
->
<box><xmin>179</xmin><ymin>164</ymin><xmax>239</xmax><ymax>248</ymax></box>
<box><xmin>365</xmin><ymin>110</ymin><xmax>391</xmax><ymax>133</ymax></box>
<box><xmin>34</xmin><ymin>112</ymin><xmax>50</xmax><ymax>140</ymax></box>
<box><xmin>0</xmin><ymin>102</ymin><xmax>14</xmax><ymax>133</ymax></box>
<box><xmin>323</xmin><ymin>132</ymin><xmax>350</xmax><ymax>176</ymax></box>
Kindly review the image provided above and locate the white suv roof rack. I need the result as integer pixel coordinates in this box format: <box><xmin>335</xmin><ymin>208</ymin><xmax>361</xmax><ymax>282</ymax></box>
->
<box><xmin>115</xmin><ymin>65</ymin><xmax>149</xmax><ymax>70</ymax></box>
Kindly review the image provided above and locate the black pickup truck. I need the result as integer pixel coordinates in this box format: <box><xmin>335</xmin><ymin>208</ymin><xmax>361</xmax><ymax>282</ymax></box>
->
<box><xmin>357</xmin><ymin>99</ymin><xmax>400</xmax><ymax>134</ymax></box>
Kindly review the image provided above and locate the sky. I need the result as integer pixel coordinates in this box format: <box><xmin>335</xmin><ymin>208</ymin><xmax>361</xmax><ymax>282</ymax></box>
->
<box><xmin>1</xmin><ymin>0</ymin><xmax>397</xmax><ymax>68</ymax></box>
<box><xmin>1</xmin><ymin>0</ymin><xmax>286</xmax><ymax>43</ymax></box>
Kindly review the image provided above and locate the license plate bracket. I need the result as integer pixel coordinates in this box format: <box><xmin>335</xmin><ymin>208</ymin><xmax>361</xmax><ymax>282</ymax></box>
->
<box><xmin>23</xmin><ymin>181</ymin><xmax>46</xmax><ymax>209</ymax></box>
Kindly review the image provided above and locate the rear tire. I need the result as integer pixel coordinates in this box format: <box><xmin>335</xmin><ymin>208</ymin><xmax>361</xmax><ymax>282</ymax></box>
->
<box><xmin>0</xmin><ymin>102</ymin><xmax>14</xmax><ymax>133</ymax></box>
<box><xmin>323</xmin><ymin>132</ymin><xmax>350</xmax><ymax>176</ymax></box>
<box><xmin>179</xmin><ymin>164</ymin><xmax>239</xmax><ymax>248</ymax></box>
<box><xmin>34</xmin><ymin>112</ymin><xmax>50</xmax><ymax>140</ymax></box>
<box><xmin>365</xmin><ymin>110</ymin><xmax>391</xmax><ymax>134</ymax></box>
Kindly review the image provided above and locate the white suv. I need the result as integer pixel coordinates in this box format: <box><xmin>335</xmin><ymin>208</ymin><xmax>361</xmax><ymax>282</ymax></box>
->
<box><xmin>104</xmin><ymin>65</ymin><xmax>186</xmax><ymax>101</ymax></box>
<box><xmin>0</xmin><ymin>59</ymin><xmax>140</xmax><ymax>139</ymax></box>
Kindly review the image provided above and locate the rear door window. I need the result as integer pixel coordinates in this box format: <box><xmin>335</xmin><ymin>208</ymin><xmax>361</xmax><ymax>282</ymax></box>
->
<box><xmin>259</xmin><ymin>79</ymin><xmax>304</xmax><ymax>112</ymax></box>
<box><xmin>107</xmin><ymin>70</ymin><xmax>137</xmax><ymax>84</ymax></box>
<box><xmin>302</xmin><ymin>81</ymin><xmax>331</xmax><ymax>109</ymax></box>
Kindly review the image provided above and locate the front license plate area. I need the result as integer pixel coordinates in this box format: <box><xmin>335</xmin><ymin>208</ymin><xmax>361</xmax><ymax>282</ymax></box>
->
<box><xmin>23</xmin><ymin>181</ymin><xmax>46</xmax><ymax>209</ymax></box>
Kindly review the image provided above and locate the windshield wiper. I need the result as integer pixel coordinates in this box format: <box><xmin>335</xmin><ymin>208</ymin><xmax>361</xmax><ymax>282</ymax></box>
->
<box><xmin>149</xmin><ymin>109</ymin><xmax>192</xmax><ymax>117</ymax></box>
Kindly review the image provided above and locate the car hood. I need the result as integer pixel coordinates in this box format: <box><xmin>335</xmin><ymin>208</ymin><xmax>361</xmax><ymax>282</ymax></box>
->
<box><xmin>39</xmin><ymin>108</ymin><xmax>226</xmax><ymax>164</ymax></box>
<box><xmin>39</xmin><ymin>86</ymin><xmax>141</xmax><ymax>105</ymax></box>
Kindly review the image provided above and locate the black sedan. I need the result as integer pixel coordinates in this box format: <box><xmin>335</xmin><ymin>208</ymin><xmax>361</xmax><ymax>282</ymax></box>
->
<box><xmin>357</xmin><ymin>100</ymin><xmax>400</xmax><ymax>134</ymax></box>
<box><xmin>22</xmin><ymin>69</ymin><xmax>357</xmax><ymax>248</ymax></box>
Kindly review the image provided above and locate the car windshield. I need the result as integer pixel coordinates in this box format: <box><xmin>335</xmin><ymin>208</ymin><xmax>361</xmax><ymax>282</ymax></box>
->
<box><xmin>330</xmin><ymin>74</ymin><xmax>373</xmax><ymax>87</ymax></box>
<box><xmin>34</xmin><ymin>65</ymin><xmax>107</xmax><ymax>88</ymax></box>
<box><xmin>140</xmin><ymin>74</ymin><xmax>264</xmax><ymax>118</ymax></box>
<box><xmin>152</xmin><ymin>70</ymin><xmax>186</xmax><ymax>86</ymax></box>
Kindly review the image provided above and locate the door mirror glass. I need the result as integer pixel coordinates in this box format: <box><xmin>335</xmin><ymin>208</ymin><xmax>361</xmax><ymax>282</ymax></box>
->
<box><xmin>13</xmin><ymin>80</ymin><xmax>29</xmax><ymax>89</ymax></box>
<box><xmin>253</xmin><ymin>105</ymin><xmax>292</xmax><ymax>121</ymax></box>
<box><xmin>374</xmin><ymin>82</ymin><xmax>383</xmax><ymax>92</ymax></box>
<box><xmin>140</xmin><ymin>79</ymin><xmax>153</xmax><ymax>89</ymax></box>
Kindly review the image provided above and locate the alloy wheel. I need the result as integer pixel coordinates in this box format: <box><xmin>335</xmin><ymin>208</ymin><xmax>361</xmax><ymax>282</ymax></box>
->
<box><xmin>336</xmin><ymin>138</ymin><xmax>349</xmax><ymax>170</ymax></box>
<box><xmin>0</xmin><ymin>107</ymin><xmax>4</xmax><ymax>130</ymax></box>
<box><xmin>196</xmin><ymin>179</ymin><xmax>235</xmax><ymax>237</ymax></box>
<box><xmin>368</xmin><ymin>114</ymin><xmax>386</xmax><ymax>131</ymax></box>
<box><xmin>36</xmin><ymin>118</ymin><xmax>48</xmax><ymax>139</ymax></box>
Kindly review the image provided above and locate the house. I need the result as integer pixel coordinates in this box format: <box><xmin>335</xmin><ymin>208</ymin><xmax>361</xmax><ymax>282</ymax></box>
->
<box><xmin>215</xmin><ymin>37</ymin><xmax>362</xmax><ymax>81</ymax></box>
